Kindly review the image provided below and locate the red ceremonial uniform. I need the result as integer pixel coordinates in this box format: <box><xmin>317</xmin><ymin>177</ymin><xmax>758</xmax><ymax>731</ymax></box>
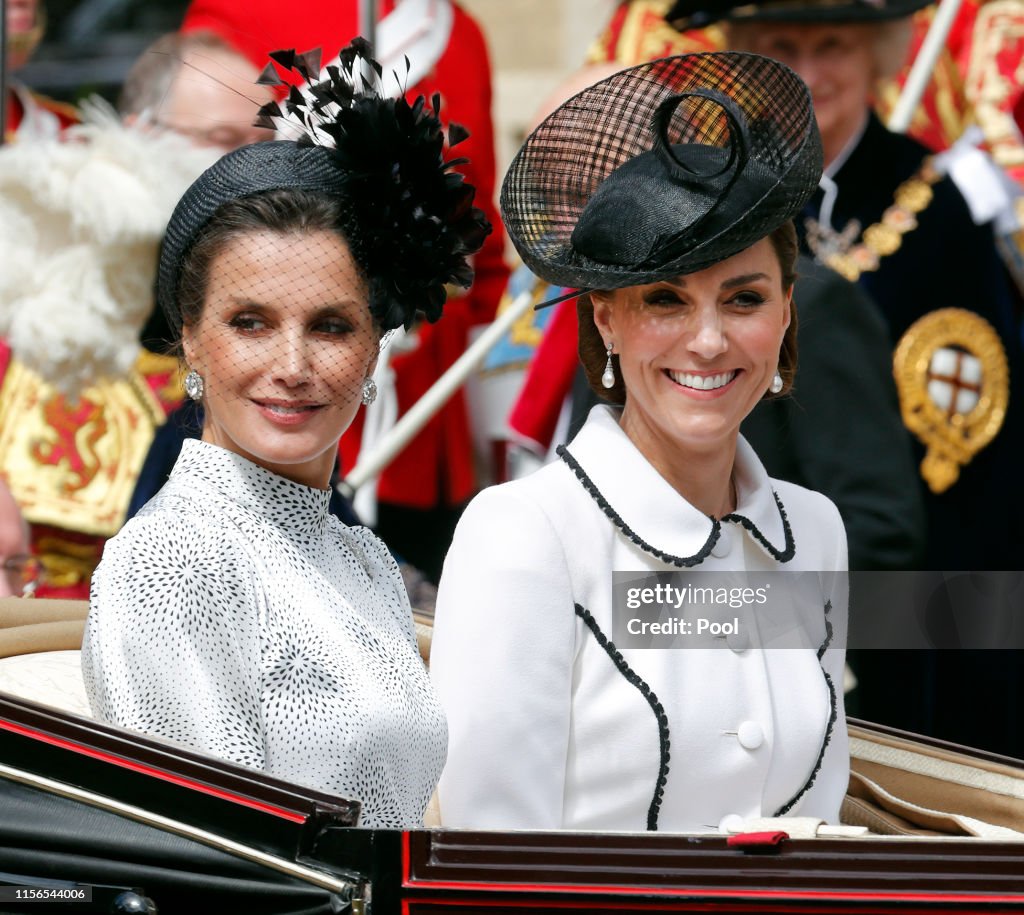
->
<box><xmin>0</xmin><ymin>340</ymin><xmax>183</xmax><ymax>599</ymax></box>
<box><xmin>182</xmin><ymin>0</ymin><xmax>509</xmax><ymax>510</ymax></box>
<box><xmin>874</xmin><ymin>0</ymin><xmax>1024</xmax><ymax>184</ymax></box>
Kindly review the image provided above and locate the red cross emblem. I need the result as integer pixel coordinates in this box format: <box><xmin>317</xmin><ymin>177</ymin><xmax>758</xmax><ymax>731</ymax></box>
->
<box><xmin>926</xmin><ymin>346</ymin><xmax>983</xmax><ymax>418</ymax></box>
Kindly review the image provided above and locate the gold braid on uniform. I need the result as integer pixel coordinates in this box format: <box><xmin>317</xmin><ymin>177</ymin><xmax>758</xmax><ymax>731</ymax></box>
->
<box><xmin>805</xmin><ymin>157</ymin><xmax>941</xmax><ymax>282</ymax></box>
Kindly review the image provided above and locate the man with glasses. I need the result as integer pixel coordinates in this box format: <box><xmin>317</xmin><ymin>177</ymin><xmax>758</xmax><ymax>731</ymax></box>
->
<box><xmin>118</xmin><ymin>31</ymin><xmax>274</xmax><ymax>153</ymax></box>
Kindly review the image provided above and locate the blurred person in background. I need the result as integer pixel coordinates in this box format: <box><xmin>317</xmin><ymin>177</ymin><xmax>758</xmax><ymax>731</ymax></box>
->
<box><xmin>118</xmin><ymin>30</ymin><xmax>274</xmax><ymax>153</ymax></box>
<box><xmin>3</xmin><ymin>0</ymin><xmax>76</xmax><ymax>141</ymax></box>
<box><xmin>0</xmin><ymin>478</ymin><xmax>35</xmax><ymax>599</ymax></box>
<box><xmin>0</xmin><ymin>27</ymin><xmax>270</xmax><ymax>598</ymax></box>
<box><xmin>178</xmin><ymin>0</ymin><xmax>510</xmax><ymax>582</ymax></box>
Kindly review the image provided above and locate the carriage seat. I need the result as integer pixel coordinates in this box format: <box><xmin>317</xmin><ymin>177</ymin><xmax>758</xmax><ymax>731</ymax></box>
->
<box><xmin>0</xmin><ymin>597</ymin><xmax>90</xmax><ymax>717</ymax></box>
<box><xmin>0</xmin><ymin>597</ymin><xmax>434</xmax><ymax>720</ymax></box>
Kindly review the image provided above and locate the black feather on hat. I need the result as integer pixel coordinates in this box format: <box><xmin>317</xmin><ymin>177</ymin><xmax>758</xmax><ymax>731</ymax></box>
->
<box><xmin>500</xmin><ymin>52</ymin><xmax>822</xmax><ymax>298</ymax></box>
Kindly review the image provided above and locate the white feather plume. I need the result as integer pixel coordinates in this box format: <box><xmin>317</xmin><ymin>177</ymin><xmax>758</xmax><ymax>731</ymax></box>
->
<box><xmin>0</xmin><ymin>97</ymin><xmax>218</xmax><ymax>392</ymax></box>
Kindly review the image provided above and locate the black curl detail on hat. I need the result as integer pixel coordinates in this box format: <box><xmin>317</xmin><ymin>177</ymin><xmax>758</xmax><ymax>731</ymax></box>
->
<box><xmin>157</xmin><ymin>38</ymin><xmax>491</xmax><ymax>335</ymax></box>
<box><xmin>500</xmin><ymin>52</ymin><xmax>822</xmax><ymax>293</ymax></box>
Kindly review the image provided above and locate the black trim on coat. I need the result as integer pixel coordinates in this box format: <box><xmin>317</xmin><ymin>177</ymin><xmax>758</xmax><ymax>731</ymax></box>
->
<box><xmin>722</xmin><ymin>493</ymin><xmax>795</xmax><ymax>562</ymax></box>
<box><xmin>574</xmin><ymin>603</ymin><xmax>670</xmax><ymax>831</ymax></box>
<box><xmin>557</xmin><ymin>446</ymin><xmax>794</xmax><ymax>565</ymax></box>
<box><xmin>774</xmin><ymin>599</ymin><xmax>838</xmax><ymax>816</ymax></box>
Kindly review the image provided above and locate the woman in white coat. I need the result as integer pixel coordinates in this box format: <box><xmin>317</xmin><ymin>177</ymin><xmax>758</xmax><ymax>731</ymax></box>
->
<box><xmin>430</xmin><ymin>52</ymin><xmax>850</xmax><ymax>832</ymax></box>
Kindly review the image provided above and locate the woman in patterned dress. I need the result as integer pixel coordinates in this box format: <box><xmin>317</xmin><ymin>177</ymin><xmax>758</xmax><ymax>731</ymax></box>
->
<box><xmin>82</xmin><ymin>42</ymin><xmax>489</xmax><ymax>828</ymax></box>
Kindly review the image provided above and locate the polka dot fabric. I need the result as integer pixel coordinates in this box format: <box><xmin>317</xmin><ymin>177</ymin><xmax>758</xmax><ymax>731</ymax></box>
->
<box><xmin>83</xmin><ymin>438</ymin><xmax>446</xmax><ymax>828</ymax></box>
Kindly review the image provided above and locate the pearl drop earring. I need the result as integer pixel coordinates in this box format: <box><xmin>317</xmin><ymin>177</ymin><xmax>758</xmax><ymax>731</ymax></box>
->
<box><xmin>602</xmin><ymin>342</ymin><xmax>615</xmax><ymax>389</ymax></box>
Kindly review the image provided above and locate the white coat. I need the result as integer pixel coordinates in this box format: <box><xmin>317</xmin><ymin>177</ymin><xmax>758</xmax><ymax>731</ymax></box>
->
<box><xmin>431</xmin><ymin>406</ymin><xmax>849</xmax><ymax>832</ymax></box>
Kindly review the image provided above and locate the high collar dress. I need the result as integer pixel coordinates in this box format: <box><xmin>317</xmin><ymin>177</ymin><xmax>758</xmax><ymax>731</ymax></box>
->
<box><xmin>431</xmin><ymin>406</ymin><xmax>849</xmax><ymax>832</ymax></box>
<box><xmin>83</xmin><ymin>439</ymin><xmax>446</xmax><ymax>828</ymax></box>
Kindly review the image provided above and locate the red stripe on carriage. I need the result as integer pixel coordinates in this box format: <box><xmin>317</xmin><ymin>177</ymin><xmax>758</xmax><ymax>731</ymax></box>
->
<box><xmin>0</xmin><ymin>718</ymin><xmax>307</xmax><ymax>823</ymax></box>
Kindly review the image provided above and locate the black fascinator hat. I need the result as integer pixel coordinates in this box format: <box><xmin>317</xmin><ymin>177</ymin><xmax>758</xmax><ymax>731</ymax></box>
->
<box><xmin>158</xmin><ymin>39</ymin><xmax>491</xmax><ymax>336</ymax></box>
<box><xmin>500</xmin><ymin>52</ymin><xmax>821</xmax><ymax>295</ymax></box>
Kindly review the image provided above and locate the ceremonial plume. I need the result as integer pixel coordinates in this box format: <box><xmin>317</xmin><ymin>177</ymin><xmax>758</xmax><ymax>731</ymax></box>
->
<box><xmin>253</xmin><ymin>39</ymin><xmax>490</xmax><ymax>331</ymax></box>
<box><xmin>0</xmin><ymin>99</ymin><xmax>216</xmax><ymax>391</ymax></box>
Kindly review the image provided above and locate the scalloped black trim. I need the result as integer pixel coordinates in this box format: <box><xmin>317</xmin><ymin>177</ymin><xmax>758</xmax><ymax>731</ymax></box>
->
<box><xmin>574</xmin><ymin>603</ymin><xmax>670</xmax><ymax>831</ymax></box>
<box><xmin>722</xmin><ymin>492</ymin><xmax>795</xmax><ymax>563</ymax></box>
<box><xmin>557</xmin><ymin>446</ymin><xmax>794</xmax><ymax>565</ymax></box>
<box><xmin>557</xmin><ymin>446</ymin><xmax>719</xmax><ymax>567</ymax></box>
<box><xmin>774</xmin><ymin>600</ymin><xmax>838</xmax><ymax>816</ymax></box>
<box><xmin>817</xmin><ymin>599</ymin><xmax>833</xmax><ymax>662</ymax></box>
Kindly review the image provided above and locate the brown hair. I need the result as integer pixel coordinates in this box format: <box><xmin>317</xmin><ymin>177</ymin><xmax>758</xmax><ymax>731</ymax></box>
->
<box><xmin>577</xmin><ymin>220</ymin><xmax>799</xmax><ymax>404</ymax></box>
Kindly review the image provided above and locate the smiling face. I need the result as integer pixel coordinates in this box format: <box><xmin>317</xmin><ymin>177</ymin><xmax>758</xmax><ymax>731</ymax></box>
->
<box><xmin>592</xmin><ymin>237</ymin><xmax>792</xmax><ymax>466</ymax></box>
<box><xmin>730</xmin><ymin>21</ymin><xmax>877</xmax><ymax>164</ymax></box>
<box><xmin>182</xmin><ymin>229</ymin><xmax>378</xmax><ymax>489</ymax></box>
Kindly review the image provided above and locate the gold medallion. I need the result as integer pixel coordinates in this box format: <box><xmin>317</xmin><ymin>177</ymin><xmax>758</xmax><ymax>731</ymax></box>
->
<box><xmin>805</xmin><ymin>157</ymin><xmax>940</xmax><ymax>282</ymax></box>
<box><xmin>893</xmin><ymin>309</ymin><xmax>1009</xmax><ymax>494</ymax></box>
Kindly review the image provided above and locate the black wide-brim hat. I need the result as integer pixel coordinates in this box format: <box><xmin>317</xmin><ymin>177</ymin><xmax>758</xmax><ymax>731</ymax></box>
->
<box><xmin>500</xmin><ymin>52</ymin><xmax>822</xmax><ymax>294</ymax></box>
<box><xmin>666</xmin><ymin>0</ymin><xmax>930</xmax><ymax>30</ymax></box>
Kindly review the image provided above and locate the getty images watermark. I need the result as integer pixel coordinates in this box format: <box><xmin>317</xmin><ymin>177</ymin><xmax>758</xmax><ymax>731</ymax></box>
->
<box><xmin>613</xmin><ymin>571</ymin><xmax>1024</xmax><ymax>649</ymax></box>
<box><xmin>613</xmin><ymin>572</ymin><xmax>834</xmax><ymax>649</ymax></box>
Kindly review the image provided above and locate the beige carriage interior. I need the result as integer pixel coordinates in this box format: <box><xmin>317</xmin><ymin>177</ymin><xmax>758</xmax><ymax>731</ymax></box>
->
<box><xmin>2</xmin><ymin>596</ymin><xmax>1023</xmax><ymax>840</ymax></box>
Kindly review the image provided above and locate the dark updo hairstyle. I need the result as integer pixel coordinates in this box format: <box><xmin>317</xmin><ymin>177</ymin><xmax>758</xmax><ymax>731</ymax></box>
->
<box><xmin>577</xmin><ymin>221</ymin><xmax>800</xmax><ymax>405</ymax></box>
<box><xmin>173</xmin><ymin>186</ymin><xmax>372</xmax><ymax>356</ymax></box>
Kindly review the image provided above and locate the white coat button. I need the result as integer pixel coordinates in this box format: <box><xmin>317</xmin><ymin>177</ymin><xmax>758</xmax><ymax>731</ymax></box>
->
<box><xmin>737</xmin><ymin>721</ymin><xmax>765</xmax><ymax>750</ymax></box>
<box><xmin>711</xmin><ymin>526</ymin><xmax>732</xmax><ymax>558</ymax></box>
<box><xmin>718</xmin><ymin>813</ymin><xmax>745</xmax><ymax>834</ymax></box>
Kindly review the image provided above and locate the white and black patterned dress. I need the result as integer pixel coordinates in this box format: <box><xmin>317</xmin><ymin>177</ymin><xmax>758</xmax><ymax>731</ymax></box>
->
<box><xmin>83</xmin><ymin>438</ymin><xmax>446</xmax><ymax>828</ymax></box>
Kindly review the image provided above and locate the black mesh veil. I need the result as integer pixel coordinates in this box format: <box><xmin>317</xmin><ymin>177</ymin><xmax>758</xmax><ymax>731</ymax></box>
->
<box><xmin>500</xmin><ymin>52</ymin><xmax>822</xmax><ymax>291</ymax></box>
<box><xmin>157</xmin><ymin>141</ymin><xmax>350</xmax><ymax>342</ymax></box>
